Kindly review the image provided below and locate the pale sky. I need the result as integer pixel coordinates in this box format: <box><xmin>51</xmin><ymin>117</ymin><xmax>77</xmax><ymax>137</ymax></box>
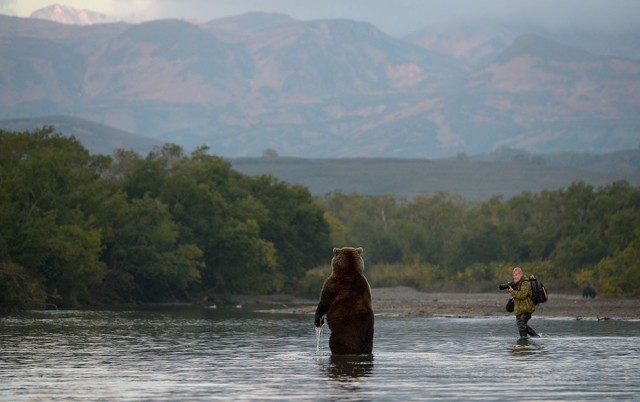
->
<box><xmin>1</xmin><ymin>0</ymin><xmax>639</xmax><ymax>36</ymax></box>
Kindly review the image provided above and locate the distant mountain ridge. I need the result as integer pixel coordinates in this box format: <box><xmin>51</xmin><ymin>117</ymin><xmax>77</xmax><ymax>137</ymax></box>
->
<box><xmin>0</xmin><ymin>9</ymin><xmax>639</xmax><ymax>158</ymax></box>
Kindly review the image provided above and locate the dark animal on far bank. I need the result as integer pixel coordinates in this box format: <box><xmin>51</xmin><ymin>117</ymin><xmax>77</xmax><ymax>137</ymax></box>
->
<box><xmin>583</xmin><ymin>285</ymin><xmax>597</xmax><ymax>299</ymax></box>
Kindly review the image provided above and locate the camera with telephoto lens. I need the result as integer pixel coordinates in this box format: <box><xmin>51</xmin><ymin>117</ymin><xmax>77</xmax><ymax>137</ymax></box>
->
<box><xmin>498</xmin><ymin>281</ymin><xmax>516</xmax><ymax>290</ymax></box>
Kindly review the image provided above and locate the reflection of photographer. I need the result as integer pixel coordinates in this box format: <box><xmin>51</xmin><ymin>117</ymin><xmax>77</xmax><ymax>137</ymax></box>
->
<box><xmin>501</xmin><ymin>267</ymin><xmax>539</xmax><ymax>339</ymax></box>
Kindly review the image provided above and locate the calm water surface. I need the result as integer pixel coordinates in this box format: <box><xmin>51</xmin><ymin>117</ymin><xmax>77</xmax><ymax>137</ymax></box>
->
<box><xmin>1</xmin><ymin>307</ymin><xmax>639</xmax><ymax>401</ymax></box>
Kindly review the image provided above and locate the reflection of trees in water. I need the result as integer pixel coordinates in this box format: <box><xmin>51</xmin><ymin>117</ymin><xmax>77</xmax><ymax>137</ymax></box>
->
<box><xmin>325</xmin><ymin>355</ymin><xmax>375</xmax><ymax>381</ymax></box>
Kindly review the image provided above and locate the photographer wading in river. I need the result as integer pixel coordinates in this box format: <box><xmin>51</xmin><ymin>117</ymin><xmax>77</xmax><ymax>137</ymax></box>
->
<box><xmin>506</xmin><ymin>267</ymin><xmax>540</xmax><ymax>339</ymax></box>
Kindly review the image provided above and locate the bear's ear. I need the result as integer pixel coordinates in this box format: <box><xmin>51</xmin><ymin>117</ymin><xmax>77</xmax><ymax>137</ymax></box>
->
<box><xmin>356</xmin><ymin>247</ymin><xmax>363</xmax><ymax>254</ymax></box>
<box><xmin>333</xmin><ymin>248</ymin><xmax>340</xmax><ymax>256</ymax></box>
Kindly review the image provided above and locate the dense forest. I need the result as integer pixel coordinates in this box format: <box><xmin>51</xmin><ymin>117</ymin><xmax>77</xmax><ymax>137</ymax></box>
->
<box><xmin>1</xmin><ymin>128</ymin><xmax>639</xmax><ymax>310</ymax></box>
<box><xmin>0</xmin><ymin>128</ymin><xmax>330</xmax><ymax>309</ymax></box>
<box><xmin>302</xmin><ymin>185</ymin><xmax>640</xmax><ymax>298</ymax></box>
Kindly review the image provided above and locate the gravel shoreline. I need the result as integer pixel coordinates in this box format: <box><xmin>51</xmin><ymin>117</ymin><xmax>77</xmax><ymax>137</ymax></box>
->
<box><xmin>235</xmin><ymin>286</ymin><xmax>640</xmax><ymax>320</ymax></box>
<box><xmin>371</xmin><ymin>287</ymin><xmax>640</xmax><ymax>319</ymax></box>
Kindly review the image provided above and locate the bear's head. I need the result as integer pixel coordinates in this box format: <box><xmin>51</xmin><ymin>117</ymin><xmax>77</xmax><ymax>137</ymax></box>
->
<box><xmin>331</xmin><ymin>247</ymin><xmax>364</xmax><ymax>276</ymax></box>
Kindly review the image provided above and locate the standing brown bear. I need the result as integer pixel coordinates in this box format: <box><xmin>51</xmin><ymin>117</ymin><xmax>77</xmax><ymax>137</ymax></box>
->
<box><xmin>314</xmin><ymin>247</ymin><xmax>374</xmax><ymax>355</ymax></box>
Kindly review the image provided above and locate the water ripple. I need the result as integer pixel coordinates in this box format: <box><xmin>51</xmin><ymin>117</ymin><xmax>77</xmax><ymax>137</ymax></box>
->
<box><xmin>1</xmin><ymin>310</ymin><xmax>639</xmax><ymax>400</ymax></box>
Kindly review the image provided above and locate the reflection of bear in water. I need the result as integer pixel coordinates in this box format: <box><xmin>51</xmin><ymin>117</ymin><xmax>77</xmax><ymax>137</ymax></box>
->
<box><xmin>583</xmin><ymin>285</ymin><xmax>597</xmax><ymax>299</ymax></box>
<box><xmin>314</xmin><ymin>247</ymin><xmax>374</xmax><ymax>355</ymax></box>
<box><xmin>326</xmin><ymin>355</ymin><xmax>374</xmax><ymax>380</ymax></box>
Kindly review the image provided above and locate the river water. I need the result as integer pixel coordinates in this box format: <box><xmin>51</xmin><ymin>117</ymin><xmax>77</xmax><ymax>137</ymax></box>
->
<box><xmin>1</xmin><ymin>307</ymin><xmax>639</xmax><ymax>401</ymax></box>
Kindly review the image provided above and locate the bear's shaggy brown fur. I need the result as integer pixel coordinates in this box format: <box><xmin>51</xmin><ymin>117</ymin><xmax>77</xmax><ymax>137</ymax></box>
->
<box><xmin>314</xmin><ymin>247</ymin><xmax>374</xmax><ymax>355</ymax></box>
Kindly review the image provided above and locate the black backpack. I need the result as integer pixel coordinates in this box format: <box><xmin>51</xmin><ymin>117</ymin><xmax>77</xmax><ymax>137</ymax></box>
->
<box><xmin>528</xmin><ymin>275</ymin><xmax>548</xmax><ymax>304</ymax></box>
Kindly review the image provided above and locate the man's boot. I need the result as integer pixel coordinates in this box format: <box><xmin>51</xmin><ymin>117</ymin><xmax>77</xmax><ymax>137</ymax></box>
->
<box><xmin>527</xmin><ymin>326</ymin><xmax>540</xmax><ymax>338</ymax></box>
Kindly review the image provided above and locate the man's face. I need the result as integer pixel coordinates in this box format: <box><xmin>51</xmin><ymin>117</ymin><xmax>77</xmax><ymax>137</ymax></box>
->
<box><xmin>512</xmin><ymin>269</ymin><xmax>523</xmax><ymax>281</ymax></box>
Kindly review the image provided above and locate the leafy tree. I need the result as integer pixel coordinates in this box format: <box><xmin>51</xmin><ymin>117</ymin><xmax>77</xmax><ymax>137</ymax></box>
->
<box><xmin>390</xmin><ymin>193</ymin><xmax>464</xmax><ymax>266</ymax></box>
<box><xmin>605</xmin><ymin>209</ymin><xmax>640</xmax><ymax>254</ymax></box>
<box><xmin>247</xmin><ymin>175</ymin><xmax>331</xmax><ymax>288</ymax></box>
<box><xmin>149</xmin><ymin>148</ymin><xmax>273</xmax><ymax>294</ymax></box>
<box><xmin>214</xmin><ymin>219</ymin><xmax>279</xmax><ymax>293</ymax></box>
<box><xmin>0</xmin><ymin>262</ymin><xmax>47</xmax><ymax>310</ymax></box>
<box><xmin>319</xmin><ymin>193</ymin><xmax>400</xmax><ymax>264</ymax></box>
<box><xmin>0</xmin><ymin>128</ymin><xmax>105</xmax><ymax>306</ymax></box>
<box><xmin>98</xmin><ymin>192</ymin><xmax>202</xmax><ymax>301</ymax></box>
<box><xmin>595</xmin><ymin>240</ymin><xmax>640</xmax><ymax>296</ymax></box>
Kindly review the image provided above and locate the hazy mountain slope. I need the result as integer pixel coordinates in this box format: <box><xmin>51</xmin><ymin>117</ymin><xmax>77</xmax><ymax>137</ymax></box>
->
<box><xmin>0</xmin><ymin>115</ymin><xmax>164</xmax><ymax>155</ymax></box>
<box><xmin>404</xmin><ymin>21</ymin><xmax>640</xmax><ymax>67</ymax></box>
<box><xmin>0</xmin><ymin>36</ymin><xmax>84</xmax><ymax>114</ymax></box>
<box><xmin>200</xmin><ymin>12</ymin><xmax>296</xmax><ymax>42</ymax></box>
<box><xmin>0</xmin><ymin>12</ymin><xmax>638</xmax><ymax>158</ymax></box>
<box><xmin>83</xmin><ymin>19</ymin><xmax>253</xmax><ymax>103</ymax></box>
<box><xmin>461</xmin><ymin>35</ymin><xmax>640</xmax><ymax>153</ymax></box>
